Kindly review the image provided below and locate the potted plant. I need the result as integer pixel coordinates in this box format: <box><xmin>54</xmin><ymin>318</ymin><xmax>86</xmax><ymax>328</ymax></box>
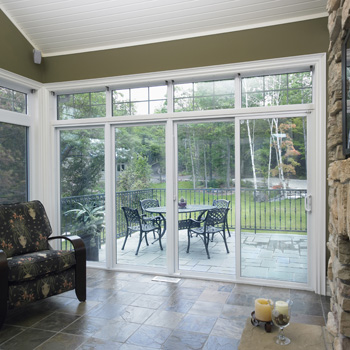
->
<box><xmin>178</xmin><ymin>197</ymin><xmax>187</xmax><ymax>209</ymax></box>
<box><xmin>65</xmin><ymin>202</ymin><xmax>105</xmax><ymax>261</ymax></box>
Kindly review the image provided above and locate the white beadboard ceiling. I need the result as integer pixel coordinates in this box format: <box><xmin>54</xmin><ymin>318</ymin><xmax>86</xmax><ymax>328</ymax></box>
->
<box><xmin>0</xmin><ymin>0</ymin><xmax>327</xmax><ymax>57</ymax></box>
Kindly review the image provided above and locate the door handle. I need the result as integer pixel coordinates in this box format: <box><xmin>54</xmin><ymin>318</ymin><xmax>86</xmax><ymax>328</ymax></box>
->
<box><xmin>304</xmin><ymin>194</ymin><xmax>312</xmax><ymax>212</ymax></box>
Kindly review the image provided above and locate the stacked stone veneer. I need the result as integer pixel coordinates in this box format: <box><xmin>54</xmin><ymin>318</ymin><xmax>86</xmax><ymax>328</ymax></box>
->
<box><xmin>327</xmin><ymin>0</ymin><xmax>350</xmax><ymax>349</ymax></box>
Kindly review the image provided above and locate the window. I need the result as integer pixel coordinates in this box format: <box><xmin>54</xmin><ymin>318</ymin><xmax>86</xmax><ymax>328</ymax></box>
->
<box><xmin>0</xmin><ymin>86</ymin><xmax>27</xmax><ymax>114</ymax></box>
<box><xmin>57</xmin><ymin>91</ymin><xmax>106</xmax><ymax>120</ymax></box>
<box><xmin>174</xmin><ymin>79</ymin><xmax>235</xmax><ymax>112</ymax></box>
<box><xmin>112</xmin><ymin>85</ymin><xmax>167</xmax><ymax>116</ymax></box>
<box><xmin>0</xmin><ymin>122</ymin><xmax>28</xmax><ymax>204</ymax></box>
<box><xmin>242</xmin><ymin>72</ymin><xmax>312</xmax><ymax>107</ymax></box>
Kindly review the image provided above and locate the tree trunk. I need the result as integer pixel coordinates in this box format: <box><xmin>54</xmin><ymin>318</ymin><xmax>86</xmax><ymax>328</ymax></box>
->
<box><xmin>188</xmin><ymin>131</ymin><xmax>196</xmax><ymax>188</ymax></box>
<box><xmin>226</xmin><ymin>138</ymin><xmax>231</xmax><ymax>188</ymax></box>
<box><xmin>273</xmin><ymin>118</ymin><xmax>286</xmax><ymax>190</ymax></box>
<box><xmin>246</xmin><ymin>120</ymin><xmax>257</xmax><ymax>190</ymax></box>
<box><xmin>268</xmin><ymin>120</ymin><xmax>273</xmax><ymax>189</ymax></box>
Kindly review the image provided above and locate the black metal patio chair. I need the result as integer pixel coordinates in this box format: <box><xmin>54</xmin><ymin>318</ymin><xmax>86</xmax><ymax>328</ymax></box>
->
<box><xmin>187</xmin><ymin>207</ymin><xmax>229</xmax><ymax>259</ymax></box>
<box><xmin>140</xmin><ymin>199</ymin><xmax>166</xmax><ymax>238</ymax></box>
<box><xmin>213</xmin><ymin>199</ymin><xmax>231</xmax><ymax>238</ymax></box>
<box><xmin>121</xmin><ymin>206</ymin><xmax>162</xmax><ymax>255</ymax></box>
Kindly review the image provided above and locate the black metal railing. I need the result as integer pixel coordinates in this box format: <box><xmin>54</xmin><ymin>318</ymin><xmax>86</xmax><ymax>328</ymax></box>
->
<box><xmin>61</xmin><ymin>188</ymin><xmax>307</xmax><ymax>241</ymax></box>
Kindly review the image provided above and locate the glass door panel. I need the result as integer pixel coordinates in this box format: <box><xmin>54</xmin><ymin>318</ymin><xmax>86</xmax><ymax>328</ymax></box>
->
<box><xmin>177</xmin><ymin>121</ymin><xmax>235</xmax><ymax>275</ymax></box>
<box><xmin>60</xmin><ymin>128</ymin><xmax>105</xmax><ymax>263</ymax></box>
<box><xmin>115</xmin><ymin>125</ymin><xmax>166</xmax><ymax>268</ymax></box>
<box><xmin>0</xmin><ymin>122</ymin><xmax>28</xmax><ymax>204</ymax></box>
<box><xmin>240</xmin><ymin>117</ymin><xmax>308</xmax><ymax>283</ymax></box>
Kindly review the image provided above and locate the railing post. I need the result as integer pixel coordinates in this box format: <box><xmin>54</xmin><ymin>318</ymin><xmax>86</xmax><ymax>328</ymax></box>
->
<box><xmin>254</xmin><ymin>189</ymin><xmax>257</xmax><ymax>234</ymax></box>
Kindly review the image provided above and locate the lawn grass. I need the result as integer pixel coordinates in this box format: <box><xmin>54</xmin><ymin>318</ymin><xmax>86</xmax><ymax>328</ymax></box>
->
<box><xmin>150</xmin><ymin>181</ymin><xmax>307</xmax><ymax>235</ymax></box>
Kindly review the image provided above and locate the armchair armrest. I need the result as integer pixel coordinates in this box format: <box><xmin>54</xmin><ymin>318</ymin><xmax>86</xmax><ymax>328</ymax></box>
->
<box><xmin>0</xmin><ymin>250</ymin><xmax>8</xmax><ymax>327</ymax></box>
<box><xmin>48</xmin><ymin>235</ymin><xmax>85</xmax><ymax>255</ymax></box>
<box><xmin>48</xmin><ymin>235</ymin><xmax>86</xmax><ymax>302</ymax></box>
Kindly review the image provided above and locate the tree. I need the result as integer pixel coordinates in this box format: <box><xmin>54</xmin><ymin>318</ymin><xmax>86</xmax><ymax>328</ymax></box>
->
<box><xmin>60</xmin><ymin>128</ymin><xmax>105</xmax><ymax>197</ymax></box>
<box><xmin>0</xmin><ymin>123</ymin><xmax>27</xmax><ymax>203</ymax></box>
<box><xmin>117</xmin><ymin>154</ymin><xmax>152</xmax><ymax>191</ymax></box>
<box><xmin>270</xmin><ymin>121</ymin><xmax>301</xmax><ymax>189</ymax></box>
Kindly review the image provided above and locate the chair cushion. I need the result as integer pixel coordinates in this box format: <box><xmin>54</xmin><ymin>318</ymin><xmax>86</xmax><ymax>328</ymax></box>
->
<box><xmin>0</xmin><ymin>200</ymin><xmax>52</xmax><ymax>257</ymax></box>
<box><xmin>7</xmin><ymin>249</ymin><xmax>76</xmax><ymax>282</ymax></box>
<box><xmin>8</xmin><ymin>267</ymin><xmax>76</xmax><ymax>309</ymax></box>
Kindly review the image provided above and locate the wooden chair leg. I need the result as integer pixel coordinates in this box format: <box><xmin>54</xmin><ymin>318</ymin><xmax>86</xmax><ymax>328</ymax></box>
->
<box><xmin>73</xmin><ymin>239</ymin><xmax>86</xmax><ymax>302</ymax></box>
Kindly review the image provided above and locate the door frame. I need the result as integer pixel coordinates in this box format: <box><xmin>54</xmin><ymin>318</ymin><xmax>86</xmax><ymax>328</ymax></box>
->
<box><xmin>234</xmin><ymin>111</ymin><xmax>315</xmax><ymax>291</ymax></box>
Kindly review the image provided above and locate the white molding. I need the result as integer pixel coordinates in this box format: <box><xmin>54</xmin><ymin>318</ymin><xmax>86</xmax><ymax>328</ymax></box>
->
<box><xmin>310</xmin><ymin>53</ymin><xmax>327</xmax><ymax>295</ymax></box>
<box><xmin>0</xmin><ymin>68</ymin><xmax>42</xmax><ymax>91</ymax></box>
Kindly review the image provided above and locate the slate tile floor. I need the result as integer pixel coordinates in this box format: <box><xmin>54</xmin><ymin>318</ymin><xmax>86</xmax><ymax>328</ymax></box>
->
<box><xmin>0</xmin><ymin>269</ymin><xmax>330</xmax><ymax>350</ymax></box>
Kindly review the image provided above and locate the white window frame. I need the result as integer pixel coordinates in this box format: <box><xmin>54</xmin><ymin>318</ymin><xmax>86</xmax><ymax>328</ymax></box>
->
<box><xmin>0</xmin><ymin>69</ymin><xmax>42</xmax><ymax>208</ymax></box>
<box><xmin>46</xmin><ymin>53</ymin><xmax>326</xmax><ymax>294</ymax></box>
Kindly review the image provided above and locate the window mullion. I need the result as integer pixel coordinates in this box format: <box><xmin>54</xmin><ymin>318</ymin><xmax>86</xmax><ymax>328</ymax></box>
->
<box><xmin>236</xmin><ymin>74</ymin><xmax>242</xmax><ymax>109</ymax></box>
<box><xmin>106</xmin><ymin>87</ymin><xmax>112</xmax><ymax>118</ymax></box>
<box><xmin>167</xmin><ymin>80</ymin><xmax>174</xmax><ymax>113</ymax></box>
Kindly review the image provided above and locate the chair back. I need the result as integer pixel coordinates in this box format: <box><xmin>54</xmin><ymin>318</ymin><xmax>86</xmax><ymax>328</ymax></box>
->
<box><xmin>0</xmin><ymin>200</ymin><xmax>51</xmax><ymax>257</ymax></box>
<box><xmin>213</xmin><ymin>199</ymin><xmax>230</xmax><ymax>209</ymax></box>
<box><xmin>204</xmin><ymin>208</ymin><xmax>227</xmax><ymax>227</ymax></box>
<box><xmin>140</xmin><ymin>199</ymin><xmax>160</xmax><ymax>213</ymax></box>
<box><xmin>122</xmin><ymin>207</ymin><xmax>141</xmax><ymax>228</ymax></box>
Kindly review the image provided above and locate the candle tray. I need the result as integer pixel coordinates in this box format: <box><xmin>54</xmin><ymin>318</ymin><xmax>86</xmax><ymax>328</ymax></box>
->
<box><xmin>250</xmin><ymin>311</ymin><xmax>273</xmax><ymax>332</ymax></box>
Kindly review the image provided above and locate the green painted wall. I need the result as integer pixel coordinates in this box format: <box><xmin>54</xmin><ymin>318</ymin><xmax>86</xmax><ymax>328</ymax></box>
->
<box><xmin>0</xmin><ymin>10</ymin><xmax>42</xmax><ymax>81</ymax></box>
<box><xmin>0</xmin><ymin>10</ymin><xmax>328</xmax><ymax>84</ymax></box>
<box><xmin>42</xmin><ymin>17</ymin><xmax>328</xmax><ymax>83</ymax></box>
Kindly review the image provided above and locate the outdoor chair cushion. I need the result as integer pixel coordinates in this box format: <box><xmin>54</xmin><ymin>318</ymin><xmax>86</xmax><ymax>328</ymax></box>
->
<box><xmin>0</xmin><ymin>201</ymin><xmax>52</xmax><ymax>258</ymax></box>
<box><xmin>7</xmin><ymin>249</ymin><xmax>76</xmax><ymax>283</ymax></box>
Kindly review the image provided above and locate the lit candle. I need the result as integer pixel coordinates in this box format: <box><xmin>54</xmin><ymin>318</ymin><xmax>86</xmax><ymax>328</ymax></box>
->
<box><xmin>255</xmin><ymin>298</ymin><xmax>273</xmax><ymax>322</ymax></box>
<box><xmin>275</xmin><ymin>301</ymin><xmax>289</xmax><ymax>315</ymax></box>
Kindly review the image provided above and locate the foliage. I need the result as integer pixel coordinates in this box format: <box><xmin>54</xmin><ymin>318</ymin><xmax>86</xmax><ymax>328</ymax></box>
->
<box><xmin>57</xmin><ymin>91</ymin><xmax>106</xmax><ymax>120</ymax></box>
<box><xmin>0</xmin><ymin>123</ymin><xmax>27</xmax><ymax>203</ymax></box>
<box><xmin>58</xmin><ymin>75</ymin><xmax>309</xmax><ymax>204</ymax></box>
<box><xmin>60</xmin><ymin>129</ymin><xmax>105</xmax><ymax>197</ymax></box>
<box><xmin>65</xmin><ymin>202</ymin><xmax>105</xmax><ymax>244</ymax></box>
<box><xmin>117</xmin><ymin>153</ymin><xmax>152</xmax><ymax>191</ymax></box>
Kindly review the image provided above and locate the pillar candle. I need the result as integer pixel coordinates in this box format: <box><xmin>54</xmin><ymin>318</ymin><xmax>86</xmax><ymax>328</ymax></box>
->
<box><xmin>255</xmin><ymin>298</ymin><xmax>273</xmax><ymax>321</ymax></box>
<box><xmin>275</xmin><ymin>301</ymin><xmax>289</xmax><ymax>315</ymax></box>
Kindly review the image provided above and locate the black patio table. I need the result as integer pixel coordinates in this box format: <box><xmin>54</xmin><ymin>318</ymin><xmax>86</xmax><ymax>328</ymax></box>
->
<box><xmin>145</xmin><ymin>204</ymin><xmax>215</xmax><ymax>238</ymax></box>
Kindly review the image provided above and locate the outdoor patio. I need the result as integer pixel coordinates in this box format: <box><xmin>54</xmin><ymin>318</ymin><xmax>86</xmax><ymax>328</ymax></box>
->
<box><xmin>97</xmin><ymin>230</ymin><xmax>307</xmax><ymax>284</ymax></box>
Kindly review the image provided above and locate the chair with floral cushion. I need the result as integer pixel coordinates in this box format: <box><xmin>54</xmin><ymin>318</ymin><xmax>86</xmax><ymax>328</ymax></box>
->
<box><xmin>0</xmin><ymin>200</ymin><xmax>86</xmax><ymax>329</ymax></box>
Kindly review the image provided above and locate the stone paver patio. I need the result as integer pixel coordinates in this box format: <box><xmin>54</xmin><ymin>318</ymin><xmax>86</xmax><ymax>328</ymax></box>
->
<box><xmin>96</xmin><ymin>229</ymin><xmax>307</xmax><ymax>284</ymax></box>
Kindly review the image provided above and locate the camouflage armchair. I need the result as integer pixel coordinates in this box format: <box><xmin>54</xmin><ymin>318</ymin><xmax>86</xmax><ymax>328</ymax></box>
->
<box><xmin>0</xmin><ymin>200</ymin><xmax>86</xmax><ymax>329</ymax></box>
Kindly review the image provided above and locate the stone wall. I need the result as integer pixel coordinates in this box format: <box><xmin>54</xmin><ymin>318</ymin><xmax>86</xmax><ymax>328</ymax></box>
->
<box><xmin>327</xmin><ymin>1</ymin><xmax>350</xmax><ymax>349</ymax></box>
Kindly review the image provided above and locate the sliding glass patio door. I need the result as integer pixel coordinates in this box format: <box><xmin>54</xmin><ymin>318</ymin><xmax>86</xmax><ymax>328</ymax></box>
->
<box><xmin>177</xmin><ymin>120</ymin><xmax>235</xmax><ymax>275</ymax></box>
<box><xmin>114</xmin><ymin>124</ymin><xmax>166</xmax><ymax>269</ymax></box>
<box><xmin>239</xmin><ymin>116</ymin><xmax>308</xmax><ymax>283</ymax></box>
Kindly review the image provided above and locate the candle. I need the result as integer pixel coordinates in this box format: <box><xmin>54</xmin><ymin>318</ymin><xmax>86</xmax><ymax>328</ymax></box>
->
<box><xmin>275</xmin><ymin>301</ymin><xmax>289</xmax><ymax>315</ymax></box>
<box><xmin>255</xmin><ymin>298</ymin><xmax>273</xmax><ymax>322</ymax></box>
